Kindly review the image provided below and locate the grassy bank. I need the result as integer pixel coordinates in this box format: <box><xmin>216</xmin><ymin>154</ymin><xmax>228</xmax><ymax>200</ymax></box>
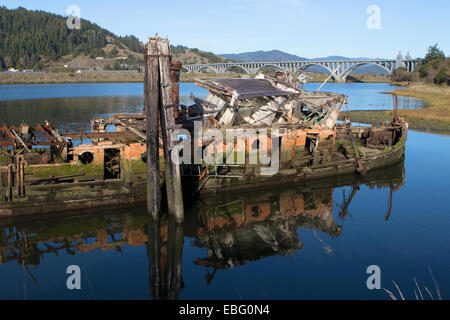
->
<box><xmin>0</xmin><ymin>71</ymin><xmax>391</xmax><ymax>85</ymax></box>
<box><xmin>0</xmin><ymin>71</ymin><xmax>144</xmax><ymax>84</ymax></box>
<box><xmin>339</xmin><ymin>84</ymin><xmax>450</xmax><ymax>132</ymax></box>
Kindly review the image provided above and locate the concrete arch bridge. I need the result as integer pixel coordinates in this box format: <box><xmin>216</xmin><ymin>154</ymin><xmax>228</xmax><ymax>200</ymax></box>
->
<box><xmin>183</xmin><ymin>59</ymin><xmax>420</xmax><ymax>82</ymax></box>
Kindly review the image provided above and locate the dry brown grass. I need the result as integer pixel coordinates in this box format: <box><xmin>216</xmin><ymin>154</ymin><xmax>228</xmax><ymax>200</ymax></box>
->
<box><xmin>0</xmin><ymin>71</ymin><xmax>144</xmax><ymax>84</ymax></box>
<box><xmin>389</xmin><ymin>83</ymin><xmax>450</xmax><ymax>124</ymax></box>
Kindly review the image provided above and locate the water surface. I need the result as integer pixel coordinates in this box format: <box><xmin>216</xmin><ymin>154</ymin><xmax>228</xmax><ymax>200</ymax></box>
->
<box><xmin>0</xmin><ymin>82</ymin><xmax>447</xmax><ymax>300</ymax></box>
<box><xmin>0</xmin><ymin>82</ymin><xmax>424</xmax><ymax>128</ymax></box>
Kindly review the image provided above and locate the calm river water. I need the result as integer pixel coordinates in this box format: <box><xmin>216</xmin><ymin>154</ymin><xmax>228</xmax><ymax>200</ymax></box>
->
<box><xmin>0</xmin><ymin>82</ymin><xmax>449</xmax><ymax>300</ymax></box>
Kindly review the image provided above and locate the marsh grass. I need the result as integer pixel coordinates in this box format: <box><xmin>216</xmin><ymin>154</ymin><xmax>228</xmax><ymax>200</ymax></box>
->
<box><xmin>383</xmin><ymin>266</ymin><xmax>442</xmax><ymax>300</ymax></box>
<box><xmin>0</xmin><ymin>71</ymin><xmax>144</xmax><ymax>85</ymax></box>
<box><xmin>339</xmin><ymin>83</ymin><xmax>450</xmax><ymax>131</ymax></box>
<box><xmin>390</xmin><ymin>83</ymin><xmax>450</xmax><ymax>124</ymax></box>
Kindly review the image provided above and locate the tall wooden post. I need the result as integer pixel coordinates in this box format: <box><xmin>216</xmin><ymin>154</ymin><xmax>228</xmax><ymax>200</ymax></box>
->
<box><xmin>7</xmin><ymin>164</ymin><xmax>13</xmax><ymax>201</ymax></box>
<box><xmin>170</xmin><ymin>61</ymin><xmax>182</xmax><ymax>121</ymax></box>
<box><xmin>156</xmin><ymin>39</ymin><xmax>184</xmax><ymax>223</ymax></box>
<box><xmin>144</xmin><ymin>38</ymin><xmax>162</xmax><ymax>217</ymax></box>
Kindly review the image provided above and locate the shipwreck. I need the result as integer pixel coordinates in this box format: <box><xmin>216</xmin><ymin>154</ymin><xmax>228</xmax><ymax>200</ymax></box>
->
<box><xmin>0</xmin><ymin>44</ymin><xmax>408</xmax><ymax>218</ymax></box>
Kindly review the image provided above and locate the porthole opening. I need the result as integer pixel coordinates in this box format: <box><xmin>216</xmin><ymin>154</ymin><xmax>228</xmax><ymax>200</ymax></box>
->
<box><xmin>251</xmin><ymin>205</ymin><xmax>261</xmax><ymax>217</ymax></box>
<box><xmin>79</xmin><ymin>151</ymin><xmax>94</xmax><ymax>165</ymax></box>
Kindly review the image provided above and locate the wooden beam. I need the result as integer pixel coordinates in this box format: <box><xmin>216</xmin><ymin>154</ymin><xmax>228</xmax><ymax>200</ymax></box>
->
<box><xmin>157</xmin><ymin>39</ymin><xmax>184</xmax><ymax>223</ymax></box>
<box><xmin>114</xmin><ymin>117</ymin><xmax>147</xmax><ymax>140</ymax></box>
<box><xmin>144</xmin><ymin>37</ymin><xmax>162</xmax><ymax>218</ymax></box>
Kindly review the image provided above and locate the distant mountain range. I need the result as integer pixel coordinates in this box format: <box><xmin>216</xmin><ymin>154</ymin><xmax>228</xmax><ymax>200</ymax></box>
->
<box><xmin>220</xmin><ymin>50</ymin><xmax>389</xmax><ymax>75</ymax></box>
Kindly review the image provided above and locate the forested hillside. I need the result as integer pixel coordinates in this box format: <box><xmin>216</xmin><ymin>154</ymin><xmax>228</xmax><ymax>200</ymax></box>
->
<box><xmin>0</xmin><ymin>7</ymin><xmax>143</xmax><ymax>70</ymax></box>
<box><xmin>0</xmin><ymin>7</ymin><xmax>230</xmax><ymax>71</ymax></box>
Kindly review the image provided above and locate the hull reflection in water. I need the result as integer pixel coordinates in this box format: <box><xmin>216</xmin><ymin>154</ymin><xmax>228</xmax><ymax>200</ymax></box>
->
<box><xmin>0</xmin><ymin>160</ymin><xmax>404</xmax><ymax>298</ymax></box>
<box><xmin>191</xmin><ymin>160</ymin><xmax>405</xmax><ymax>283</ymax></box>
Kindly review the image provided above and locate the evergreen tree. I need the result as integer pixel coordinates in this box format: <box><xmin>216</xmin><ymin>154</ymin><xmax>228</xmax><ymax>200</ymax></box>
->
<box><xmin>424</xmin><ymin>44</ymin><xmax>445</xmax><ymax>65</ymax></box>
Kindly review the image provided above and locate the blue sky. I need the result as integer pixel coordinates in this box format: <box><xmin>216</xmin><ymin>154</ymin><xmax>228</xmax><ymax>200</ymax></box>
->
<box><xmin>1</xmin><ymin>0</ymin><xmax>449</xmax><ymax>59</ymax></box>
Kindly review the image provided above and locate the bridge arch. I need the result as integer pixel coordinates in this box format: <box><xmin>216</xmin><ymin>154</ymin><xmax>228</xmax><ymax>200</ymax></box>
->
<box><xmin>256</xmin><ymin>64</ymin><xmax>288</xmax><ymax>74</ymax></box>
<box><xmin>294</xmin><ymin>63</ymin><xmax>334</xmax><ymax>75</ymax></box>
<box><xmin>200</xmin><ymin>66</ymin><xmax>219</xmax><ymax>74</ymax></box>
<box><xmin>340</xmin><ymin>62</ymin><xmax>392</xmax><ymax>80</ymax></box>
<box><xmin>224</xmin><ymin>65</ymin><xmax>250</xmax><ymax>74</ymax></box>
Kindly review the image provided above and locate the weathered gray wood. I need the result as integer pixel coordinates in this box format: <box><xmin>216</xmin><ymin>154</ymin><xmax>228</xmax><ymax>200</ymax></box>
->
<box><xmin>156</xmin><ymin>39</ymin><xmax>184</xmax><ymax>223</ymax></box>
<box><xmin>144</xmin><ymin>38</ymin><xmax>161</xmax><ymax>217</ymax></box>
<box><xmin>114</xmin><ymin>117</ymin><xmax>147</xmax><ymax>140</ymax></box>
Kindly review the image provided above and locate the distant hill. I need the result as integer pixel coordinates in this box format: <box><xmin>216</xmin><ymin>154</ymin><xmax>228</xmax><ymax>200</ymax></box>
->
<box><xmin>0</xmin><ymin>7</ymin><xmax>144</xmax><ymax>70</ymax></box>
<box><xmin>170</xmin><ymin>45</ymin><xmax>232</xmax><ymax>65</ymax></box>
<box><xmin>220</xmin><ymin>50</ymin><xmax>389</xmax><ymax>75</ymax></box>
<box><xmin>0</xmin><ymin>7</ymin><xmax>231</xmax><ymax>71</ymax></box>
<box><xmin>220</xmin><ymin>50</ymin><xmax>307</xmax><ymax>62</ymax></box>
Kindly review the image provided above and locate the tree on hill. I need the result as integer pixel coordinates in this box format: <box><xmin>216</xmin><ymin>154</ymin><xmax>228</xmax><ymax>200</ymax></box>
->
<box><xmin>112</xmin><ymin>60</ymin><xmax>121</xmax><ymax>70</ymax></box>
<box><xmin>418</xmin><ymin>44</ymin><xmax>449</xmax><ymax>84</ymax></box>
<box><xmin>424</xmin><ymin>43</ymin><xmax>445</xmax><ymax>65</ymax></box>
<box><xmin>108</xmin><ymin>47</ymin><xmax>119</xmax><ymax>58</ymax></box>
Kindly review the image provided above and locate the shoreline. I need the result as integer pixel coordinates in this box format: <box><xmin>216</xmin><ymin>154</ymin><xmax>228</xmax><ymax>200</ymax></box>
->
<box><xmin>0</xmin><ymin>71</ymin><xmax>391</xmax><ymax>85</ymax></box>
<box><xmin>2</xmin><ymin>72</ymin><xmax>448</xmax><ymax>132</ymax></box>
<box><xmin>339</xmin><ymin>83</ymin><xmax>450</xmax><ymax>132</ymax></box>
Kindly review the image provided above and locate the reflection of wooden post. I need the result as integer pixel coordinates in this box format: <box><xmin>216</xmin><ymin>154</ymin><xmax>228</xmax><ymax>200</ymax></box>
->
<box><xmin>147</xmin><ymin>218</ymin><xmax>162</xmax><ymax>300</ymax></box>
<box><xmin>166</xmin><ymin>218</ymin><xmax>184</xmax><ymax>299</ymax></box>
<box><xmin>144</xmin><ymin>38</ymin><xmax>162</xmax><ymax>217</ymax></box>
<box><xmin>156</xmin><ymin>39</ymin><xmax>184</xmax><ymax>223</ymax></box>
<box><xmin>147</xmin><ymin>217</ymin><xmax>184</xmax><ymax>300</ymax></box>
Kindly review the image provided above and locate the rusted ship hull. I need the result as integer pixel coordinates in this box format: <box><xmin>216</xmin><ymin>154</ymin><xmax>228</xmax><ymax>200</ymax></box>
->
<box><xmin>0</xmin><ymin>124</ymin><xmax>406</xmax><ymax>217</ymax></box>
<box><xmin>1</xmin><ymin>68</ymin><xmax>408</xmax><ymax>217</ymax></box>
<box><xmin>193</xmin><ymin>123</ymin><xmax>407</xmax><ymax>194</ymax></box>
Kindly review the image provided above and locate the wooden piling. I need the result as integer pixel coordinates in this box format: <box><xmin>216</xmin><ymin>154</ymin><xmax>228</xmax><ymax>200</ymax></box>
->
<box><xmin>156</xmin><ymin>39</ymin><xmax>184</xmax><ymax>223</ymax></box>
<box><xmin>15</xmin><ymin>156</ymin><xmax>21</xmax><ymax>197</ymax></box>
<box><xmin>20</xmin><ymin>160</ymin><xmax>26</xmax><ymax>196</ymax></box>
<box><xmin>7</xmin><ymin>164</ymin><xmax>13</xmax><ymax>201</ymax></box>
<box><xmin>144</xmin><ymin>38</ymin><xmax>162</xmax><ymax>217</ymax></box>
<box><xmin>170</xmin><ymin>61</ymin><xmax>182</xmax><ymax>121</ymax></box>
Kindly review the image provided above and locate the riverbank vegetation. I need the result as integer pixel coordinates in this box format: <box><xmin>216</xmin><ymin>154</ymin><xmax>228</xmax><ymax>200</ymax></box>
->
<box><xmin>340</xmin><ymin>84</ymin><xmax>450</xmax><ymax>132</ymax></box>
<box><xmin>0</xmin><ymin>70</ymin><xmax>391</xmax><ymax>85</ymax></box>
<box><xmin>345</xmin><ymin>44</ymin><xmax>450</xmax><ymax>132</ymax></box>
<box><xmin>0</xmin><ymin>71</ymin><xmax>144</xmax><ymax>84</ymax></box>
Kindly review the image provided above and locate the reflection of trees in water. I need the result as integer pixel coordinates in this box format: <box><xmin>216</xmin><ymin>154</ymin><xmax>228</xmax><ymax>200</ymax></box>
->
<box><xmin>0</xmin><ymin>96</ymin><xmax>143</xmax><ymax>127</ymax></box>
